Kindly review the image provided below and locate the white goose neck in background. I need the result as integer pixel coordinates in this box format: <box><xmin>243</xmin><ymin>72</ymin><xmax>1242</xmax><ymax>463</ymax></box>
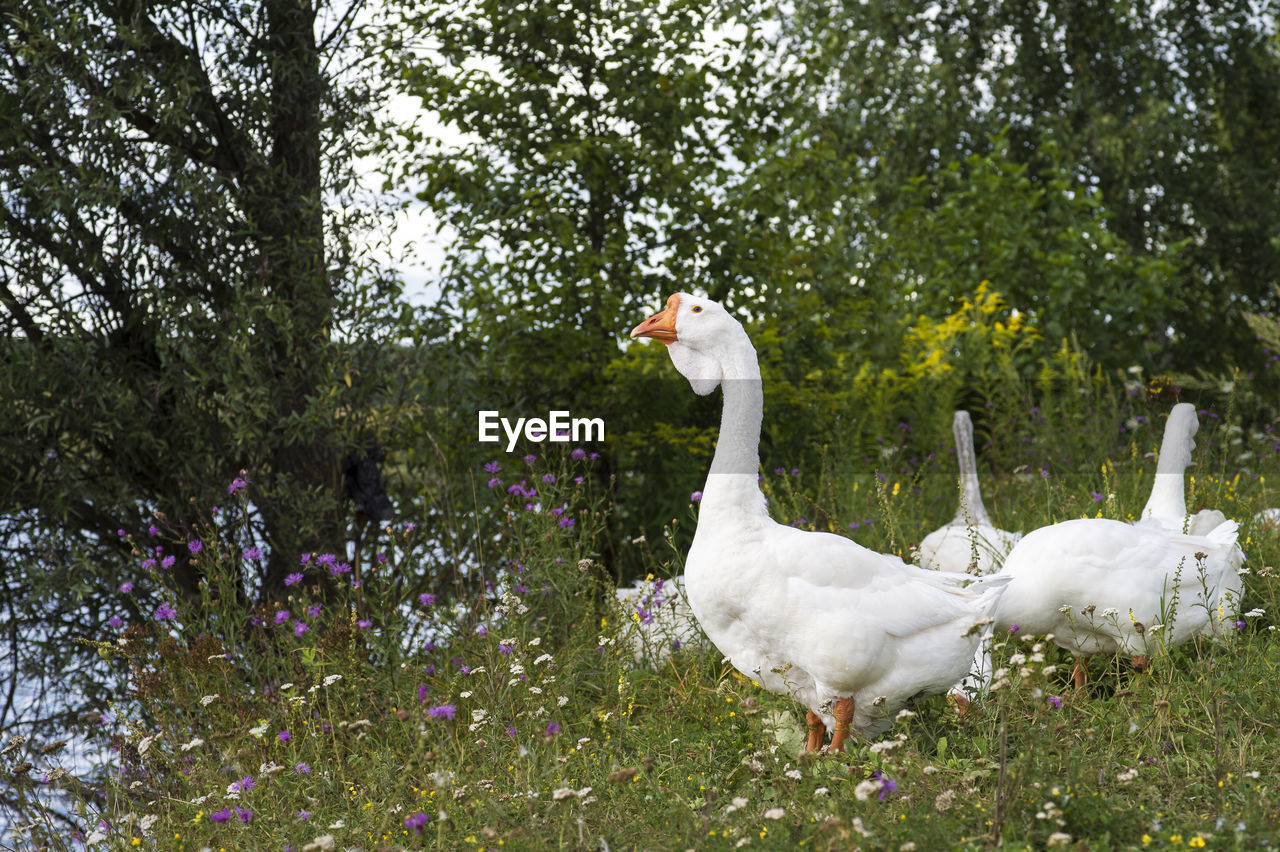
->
<box><xmin>952</xmin><ymin>411</ymin><xmax>992</xmax><ymax>526</ymax></box>
<box><xmin>1141</xmin><ymin>404</ymin><xmax>1197</xmax><ymax>524</ymax></box>
<box><xmin>699</xmin><ymin>332</ymin><xmax>768</xmax><ymax>522</ymax></box>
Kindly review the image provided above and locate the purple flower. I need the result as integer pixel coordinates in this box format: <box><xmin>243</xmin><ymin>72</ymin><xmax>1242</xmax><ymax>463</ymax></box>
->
<box><xmin>243</xmin><ymin>546</ymin><xmax>262</xmax><ymax>562</ymax></box>
<box><xmin>107</xmin><ymin>615</ymin><xmax>123</xmax><ymax>629</ymax></box>
<box><xmin>300</xmin><ymin>553</ymin><xmax>312</xmax><ymax>565</ymax></box>
<box><xmin>476</xmin><ymin>625</ymin><xmax>488</xmax><ymax>637</ymax></box>
<box><xmin>487</xmin><ymin>477</ymin><xmax>504</xmax><ymax>488</ymax></box>
<box><xmin>484</xmin><ymin>461</ymin><xmax>501</xmax><ymax>474</ymax></box>
<box><xmin>119</xmin><ymin>582</ymin><xmax>133</xmax><ymax>594</ymax></box>
<box><xmin>188</xmin><ymin>540</ymin><xmax>202</xmax><ymax>554</ymax></box>
<box><xmin>427</xmin><ymin>704</ymin><xmax>457</xmax><ymax>720</ymax></box>
<box><xmin>1234</xmin><ymin>620</ymin><xmax>1248</xmax><ymax>629</ymax></box>
<box><xmin>277</xmin><ymin>730</ymin><xmax>291</xmax><ymax>742</ymax></box>
<box><xmin>296</xmin><ymin>810</ymin><xmax>310</xmax><ymax>820</ymax></box>
<box><xmin>571</xmin><ymin>448</ymin><xmax>586</xmax><ymax>460</ymax></box>
<box><xmin>307</xmin><ymin>605</ymin><xmax>321</xmax><ymax>618</ymax></box>
<box><xmin>405</xmin><ymin>811</ymin><xmax>430</xmax><ymax>833</ymax></box>
<box><xmin>545</xmin><ymin>721</ymin><xmax>562</xmax><ymax>737</ymax></box>
<box><xmin>1091</xmin><ymin>491</ymin><xmax>1104</xmax><ymax>502</ymax></box>
<box><xmin>154</xmin><ymin>602</ymin><xmax>177</xmax><ymax>621</ymax></box>
<box><xmin>295</xmin><ymin>763</ymin><xmax>311</xmax><ymax>774</ymax></box>
<box><xmin>1048</xmin><ymin>695</ymin><xmax>1063</xmax><ymax>709</ymax></box>
<box><xmin>523</xmin><ymin>454</ymin><xmax>536</xmax><ymax>464</ymax></box>
<box><xmin>161</xmin><ymin>555</ymin><xmax>176</xmax><ymax>570</ymax></box>
<box><xmin>141</xmin><ymin>558</ymin><xmax>156</xmax><ymax>571</ymax></box>
<box><xmin>148</xmin><ymin>525</ymin><xmax>159</xmax><ymax>537</ymax></box>
<box><xmin>293</xmin><ymin>621</ymin><xmax>308</xmax><ymax>637</ymax></box>
<box><xmin>274</xmin><ymin>610</ymin><xmax>291</xmax><ymax>625</ymax></box>
<box><xmin>559</xmin><ymin>517</ymin><xmax>575</xmax><ymax>529</ymax></box>
<box><xmin>498</xmin><ymin>643</ymin><xmax>513</xmax><ymax>655</ymax></box>
<box><xmin>417</xmin><ymin>684</ymin><xmax>429</xmax><ymax>703</ymax></box>
<box><xmin>357</xmin><ymin>619</ymin><xmax>372</xmax><ymax>629</ymax></box>
<box><xmin>690</xmin><ymin>491</ymin><xmax>702</xmax><ymax>503</ymax></box>
<box><xmin>1008</xmin><ymin>624</ymin><xmax>1020</xmax><ymax>634</ymax></box>
<box><xmin>233</xmin><ymin>776</ymin><xmax>255</xmax><ymax>793</ymax></box>
<box><xmin>228</xmin><ymin>476</ymin><xmax>248</xmax><ymax>494</ymax></box>
<box><xmin>316</xmin><ymin>553</ymin><xmax>337</xmax><ymax>567</ymax></box>
<box><xmin>235</xmin><ymin>807</ymin><xmax>252</xmax><ymax>823</ymax></box>
<box><xmin>209</xmin><ymin>809</ymin><xmax>232</xmax><ymax>823</ymax></box>
<box><xmin>329</xmin><ymin>562</ymin><xmax>351</xmax><ymax>578</ymax></box>
<box><xmin>873</xmin><ymin>771</ymin><xmax>897</xmax><ymax>801</ymax></box>
<box><xmin>419</xmin><ymin>593</ymin><xmax>437</xmax><ymax>606</ymax></box>
<box><xmin>541</xmin><ymin>473</ymin><xmax>556</xmax><ymax>484</ymax></box>
<box><xmin>285</xmin><ymin>572</ymin><xmax>304</xmax><ymax>586</ymax></box>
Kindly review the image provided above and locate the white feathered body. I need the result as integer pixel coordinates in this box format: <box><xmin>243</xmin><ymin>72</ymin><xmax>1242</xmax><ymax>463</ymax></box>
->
<box><xmin>994</xmin><ymin>517</ymin><xmax>1242</xmax><ymax>656</ymax></box>
<box><xmin>687</xmin><ymin>510</ymin><xmax>1007</xmax><ymax>736</ymax></box>
<box><xmin>917</xmin><ymin>523</ymin><xmax>1022</xmax><ymax>575</ymax></box>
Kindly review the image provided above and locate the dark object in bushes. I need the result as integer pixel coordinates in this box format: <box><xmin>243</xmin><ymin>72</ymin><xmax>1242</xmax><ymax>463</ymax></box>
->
<box><xmin>343</xmin><ymin>446</ymin><xmax>394</xmax><ymax>522</ymax></box>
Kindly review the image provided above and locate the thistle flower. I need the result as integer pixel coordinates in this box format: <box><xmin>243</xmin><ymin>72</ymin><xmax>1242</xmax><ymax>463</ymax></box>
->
<box><xmin>209</xmin><ymin>809</ymin><xmax>231</xmax><ymax>823</ymax></box>
<box><xmin>405</xmin><ymin>811</ymin><xmax>429</xmax><ymax>833</ymax></box>
<box><xmin>154</xmin><ymin>602</ymin><xmax>177</xmax><ymax>621</ymax></box>
<box><xmin>690</xmin><ymin>491</ymin><xmax>702</xmax><ymax>503</ymax></box>
<box><xmin>243</xmin><ymin>546</ymin><xmax>263</xmax><ymax>562</ymax></box>
<box><xmin>427</xmin><ymin>704</ymin><xmax>457</xmax><ymax>720</ymax></box>
<box><xmin>277</xmin><ymin>731</ymin><xmax>291</xmax><ymax>742</ymax></box>
<box><xmin>418</xmin><ymin>593</ymin><xmax>436</xmax><ymax>606</ymax></box>
<box><xmin>285</xmin><ymin>572</ymin><xmax>304</xmax><ymax>586</ymax></box>
<box><xmin>188</xmin><ymin>540</ymin><xmax>203</xmax><ymax>554</ymax></box>
<box><xmin>294</xmin><ymin>621</ymin><xmax>308</xmax><ymax>637</ymax></box>
<box><xmin>295</xmin><ymin>763</ymin><xmax>310</xmax><ymax>774</ymax></box>
<box><xmin>119</xmin><ymin>582</ymin><xmax>133</xmax><ymax>594</ymax></box>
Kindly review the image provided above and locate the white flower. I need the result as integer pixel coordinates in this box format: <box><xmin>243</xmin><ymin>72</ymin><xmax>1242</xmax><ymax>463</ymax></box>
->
<box><xmin>1117</xmin><ymin>767</ymin><xmax>1139</xmax><ymax>783</ymax></box>
<box><xmin>459</xmin><ymin>691</ymin><xmax>473</xmax><ymax>699</ymax></box>
<box><xmin>1102</xmin><ymin>607</ymin><xmax>1119</xmax><ymax>618</ymax></box>
<box><xmin>814</xmin><ymin>786</ymin><xmax>829</xmax><ymax>796</ymax></box>
<box><xmin>200</xmin><ymin>694</ymin><xmax>219</xmax><ymax>706</ymax></box>
<box><xmin>763</xmin><ymin>807</ymin><xmax>786</xmax><ymax>819</ymax></box>
<box><xmin>1058</xmin><ymin>605</ymin><xmax>1072</xmax><ymax>613</ymax></box>
<box><xmin>137</xmin><ymin>735</ymin><xmax>157</xmax><ymax>756</ymax></box>
<box><xmin>534</xmin><ymin>654</ymin><xmax>553</xmax><ymax>665</ymax></box>
<box><xmin>323</xmin><ymin>674</ymin><xmax>343</xmax><ymax>686</ymax></box>
<box><xmin>528</xmin><ymin>637</ymin><xmax>542</xmax><ymax>646</ymax></box>
<box><xmin>1246</xmin><ymin>608</ymin><xmax>1265</xmax><ymax>618</ymax></box>
<box><xmin>528</xmin><ymin>686</ymin><xmax>543</xmax><ymax>694</ymax></box>
<box><xmin>854</xmin><ymin>778</ymin><xmax>880</xmax><ymax>801</ymax></box>
<box><xmin>279</xmin><ymin>682</ymin><xmax>295</xmax><ymax>691</ymax></box>
<box><xmin>1046</xmin><ymin>832</ymin><xmax>1072</xmax><ymax>847</ymax></box>
<box><xmin>179</xmin><ymin>737</ymin><xmax>204</xmax><ymax>752</ymax></box>
<box><xmin>785</xmin><ymin>769</ymin><xmax>802</xmax><ymax>781</ymax></box>
<box><xmin>557</xmin><ymin>696</ymin><xmax>569</xmax><ymax>707</ymax></box>
<box><xmin>894</xmin><ymin>709</ymin><xmax>915</xmax><ymax>721</ymax></box>
<box><xmin>139</xmin><ymin>814</ymin><xmax>158</xmax><ymax>835</ymax></box>
<box><xmin>260</xmin><ymin>761</ymin><xmax>286</xmax><ymax>775</ymax></box>
<box><xmin>725</xmin><ymin>796</ymin><xmax>749</xmax><ymax>814</ymax></box>
<box><xmin>552</xmin><ymin>787</ymin><xmax>575</xmax><ymax>801</ymax></box>
<box><xmin>301</xmin><ymin>836</ymin><xmax>336</xmax><ymax>852</ymax></box>
<box><xmin>248</xmin><ymin>722</ymin><xmax>269</xmax><ymax>738</ymax></box>
<box><xmin>327</xmin><ymin>819</ymin><xmax>345</xmax><ymax>829</ymax></box>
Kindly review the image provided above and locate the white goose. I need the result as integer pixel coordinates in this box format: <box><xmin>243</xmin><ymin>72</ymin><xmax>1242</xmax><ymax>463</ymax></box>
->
<box><xmin>631</xmin><ymin>293</ymin><xmax>1009</xmax><ymax>750</ymax></box>
<box><xmin>1136</xmin><ymin>402</ymin><xmax>1244</xmax><ymax>626</ymax></box>
<box><xmin>956</xmin><ymin>403</ymin><xmax>1244</xmax><ymax>696</ymax></box>
<box><xmin>916</xmin><ymin>411</ymin><xmax>1021</xmax><ymax>575</ymax></box>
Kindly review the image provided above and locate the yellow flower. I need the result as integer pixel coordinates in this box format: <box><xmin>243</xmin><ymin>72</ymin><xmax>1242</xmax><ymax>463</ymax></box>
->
<box><xmin>1142</xmin><ymin>835</ymin><xmax>1152</xmax><ymax>846</ymax></box>
<box><xmin>1189</xmin><ymin>838</ymin><xmax>1206</xmax><ymax>848</ymax></box>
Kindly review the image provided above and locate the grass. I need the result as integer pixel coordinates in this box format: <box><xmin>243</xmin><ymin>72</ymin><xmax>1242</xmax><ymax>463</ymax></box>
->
<box><xmin>5</xmin><ymin>393</ymin><xmax>1280</xmax><ymax>851</ymax></box>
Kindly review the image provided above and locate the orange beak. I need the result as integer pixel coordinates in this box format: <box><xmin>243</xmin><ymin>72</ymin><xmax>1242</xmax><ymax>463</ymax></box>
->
<box><xmin>630</xmin><ymin>294</ymin><xmax>680</xmax><ymax>344</ymax></box>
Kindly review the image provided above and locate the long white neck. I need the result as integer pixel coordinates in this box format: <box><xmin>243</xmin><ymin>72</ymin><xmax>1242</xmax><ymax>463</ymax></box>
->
<box><xmin>699</xmin><ymin>334</ymin><xmax>768</xmax><ymax>522</ymax></box>
<box><xmin>952</xmin><ymin>411</ymin><xmax>991</xmax><ymax>526</ymax></box>
<box><xmin>1142</xmin><ymin>403</ymin><xmax>1197</xmax><ymax>524</ymax></box>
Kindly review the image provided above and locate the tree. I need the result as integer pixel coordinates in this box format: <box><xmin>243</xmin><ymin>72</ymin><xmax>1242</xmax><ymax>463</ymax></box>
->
<box><xmin>0</xmin><ymin>0</ymin><xmax>403</xmax><ymax>740</ymax></box>
<box><xmin>779</xmin><ymin>0</ymin><xmax>1280</xmax><ymax>372</ymax></box>
<box><xmin>382</xmin><ymin>0</ymin><xmax>857</xmax><ymax>576</ymax></box>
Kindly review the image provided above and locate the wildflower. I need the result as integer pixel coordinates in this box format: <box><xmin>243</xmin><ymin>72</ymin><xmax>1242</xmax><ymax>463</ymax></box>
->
<box><xmin>487</xmin><ymin>477</ymin><xmax>503</xmax><ymax>488</ymax></box>
<box><xmin>229</xmin><ymin>476</ymin><xmax>249</xmax><ymax>494</ymax></box>
<box><xmin>232</xmin><ymin>776</ymin><xmax>255</xmax><ymax>793</ymax></box>
<box><xmin>405</xmin><ymin>811</ymin><xmax>430</xmax><ymax>833</ymax></box>
<box><xmin>107</xmin><ymin>615</ymin><xmax>124</xmax><ymax>629</ymax></box>
<box><xmin>357</xmin><ymin>619</ymin><xmax>371</xmax><ymax>629</ymax></box>
<box><xmin>119</xmin><ymin>581</ymin><xmax>133</xmax><ymax>594</ymax></box>
<box><xmin>235</xmin><ymin>808</ymin><xmax>252</xmax><ymax>823</ymax></box>
<box><xmin>419</xmin><ymin>593</ymin><xmax>437</xmax><ymax>606</ymax></box>
<box><xmin>200</xmin><ymin>694</ymin><xmax>219</xmax><ymax>706</ymax></box>
<box><xmin>296</xmin><ymin>763</ymin><xmax>311</xmax><ymax>774</ymax></box>
<box><xmin>523</xmin><ymin>454</ymin><xmax>536</xmax><ymax>464</ymax></box>
<box><xmin>427</xmin><ymin>704</ymin><xmax>457</xmax><ymax>720</ymax></box>
<box><xmin>154</xmin><ymin>602</ymin><xmax>178</xmax><ymax>621</ymax></box>
<box><xmin>294</xmin><ymin>621</ymin><xmax>308</xmax><ymax>637</ymax></box>
<box><xmin>498</xmin><ymin>643</ymin><xmax>513</xmax><ymax>655</ymax></box>
<box><xmin>763</xmin><ymin>807</ymin><xmax>786</xmax><ymax>819</ymax></box>
<box><xmin>188</xmin><ymin>540</ymin><xmax>202</xmax><ymax>554</ymax></box>
<box><xmin>874</xmin><ymin>771</ymin><xmax>897</xmax><ymax>801</ymax></box>
<box><xmin>545</xmin><ymin>721</ymin><xmax>561</xmax><ymax>737</ymax></box>
<box><xmin>1048</xmin><ymin>695</ymin><xmax>1063</xmax><ymax>709</ymax></box>
<box><xmin>1234</xmin><ymin>620</ymin><xmax>1247</xmax><ymax>629</ymax></box>
<box><xmin>209</xmin><ymin>809</ymin><xmax>232</xmax><ymax>823</ymax></box>
<box><xmin>278</xmin><ymin>731</ymin><xmax>292</xmax><ymax>742</ymax></box>
<box><xmin>161</xmin><ymin>555</ymin><xmax>176</xmax><ymax>569</ymax></box>
<box><xmin>1091</xmin><ymin>491</ymin><xmax>1104</xmax><ymax>502</ymax></box>
<box><xmin>417</xmin><ymin>685</ymin><xmax>429</xmax><ymax>702</ymax></box>
<box><xmin>323</xmin><ymin>674</ymin><xmax>342</xmax><ymax>686</ymax></box>
<box><xmin>1008</xmin><ymin>624</ymin><xmax>1020</xmax><ymax>634</ymax></box>
<box><xmin>571</xmin><ymin>448</ymin><xmax>586</xmax><ymax>460</ymax></box>
<box><xmin>691</xmin><ymin>491</ymin><xmax>702</xmax><ymax>503</ymax></box>
<box><xmin>148</xmin><ymin>525</ymin><xmax>159</xmax><ymax>536</ymax></box>
<box><xmin>307</xmin><ymin>604</ymin><xmax>321</xmax><ymax>618</ymax></box>
<box><xmin>484</xmin><ymin>461</ymin><xmax>501</xmax><ymax>474</ymax></box>
<box><xmin>300</xmin><ymin>553</ymin><xmax>312</xmax><ymax>565</ymax></box>
<box><xmin>275</xmin><ymin>610</ymin><xmax>291</xmax><ymax>625</ymax></box>
<box><xmin>297</xmin><ymin>811</ymin><xmax>311</xmax><ymax>820</ymax></box>
<box><xmin>559</xmin><ymin>517</ymin><xmax>575</xmax><ymax>529</ymax></box>
<box><xmin>541</xmin><ymin>473</ymin><xmax>556</xmax><ymax>484</ymax></box>
<box><xmin>243</xmin><ymin>546</ymin><xmax>263</xmax><ymax>562</ymax></box>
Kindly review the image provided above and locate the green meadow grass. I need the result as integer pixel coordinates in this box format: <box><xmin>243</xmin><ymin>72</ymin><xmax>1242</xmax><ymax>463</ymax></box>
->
<box><xmin>7</xmin><ymin>409</ymin><xmax>1280</xmax><ymax>851</ymax></box>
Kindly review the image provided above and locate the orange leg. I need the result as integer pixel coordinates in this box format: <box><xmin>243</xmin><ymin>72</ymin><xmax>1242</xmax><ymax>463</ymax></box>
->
<box><xmin>1071</xmin><ymin>655</ymin><xmax>1090</xmax><ymax>690</ymax></box>
<box><xmin>1131</xmin><ymin>655</ymin><xmax>1149</xmax><ymax>673</ymax></box>
<box><xmin>828</xmin><ymin>697</ymin><xmax>856</xmax><ymax>753</ymax></box>
<box><xmin>949</xmin><ymin>693</ymin><xmax>972</xmax><ymax>716</ymax></box>
<box><xmin>805</xmin><ymin>710</ymin><xmax>825</xmax><ymax>753</ymax></box>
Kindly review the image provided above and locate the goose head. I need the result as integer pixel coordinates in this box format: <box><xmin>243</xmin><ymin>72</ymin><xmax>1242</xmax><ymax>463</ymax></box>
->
<box><xmin>630</xmin><ymin>293</ymin><xmax>748</xmax><ymax>396</ymax></box>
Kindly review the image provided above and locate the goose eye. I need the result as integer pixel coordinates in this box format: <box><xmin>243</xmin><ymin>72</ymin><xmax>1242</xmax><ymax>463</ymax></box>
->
<box><xmin>691</xmin><ymin>305</ymin><xmax>703</xmax><ymax>313</ymax></box>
